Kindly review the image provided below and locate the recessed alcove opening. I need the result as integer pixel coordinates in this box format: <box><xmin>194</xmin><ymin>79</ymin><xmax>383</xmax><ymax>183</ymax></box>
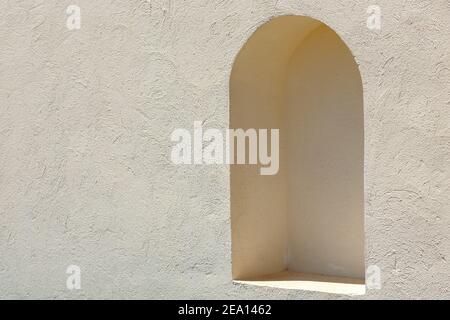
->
<box><xmin>230</xmin><ymin>16</ymin><xmax>365</xmax><ymax>295</ymax></box>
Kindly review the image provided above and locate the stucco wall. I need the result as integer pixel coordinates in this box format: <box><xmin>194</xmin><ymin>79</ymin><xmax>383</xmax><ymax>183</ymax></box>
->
<box><xmin>0</xmin><ymin>0</ymin><xmax>449</xmax><ymax>299</ymax></box>
<box><xmin>285</xmin><ymin>24</ymin><xmax>365</xmax><ymax>279</ymax></box>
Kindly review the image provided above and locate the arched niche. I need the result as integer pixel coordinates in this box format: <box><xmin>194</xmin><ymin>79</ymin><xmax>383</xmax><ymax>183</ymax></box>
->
<box><xmin>230</xmin><ymin>16</ymin><xmax>365</xmax><ymax>294</ymax></box>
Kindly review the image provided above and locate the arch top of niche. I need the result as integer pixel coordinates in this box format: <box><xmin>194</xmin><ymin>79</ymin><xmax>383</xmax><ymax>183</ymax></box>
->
<box><xmin>230</xmin><ymin>15</ymin><xmax>366</xmax><ymax>295</ymax></box>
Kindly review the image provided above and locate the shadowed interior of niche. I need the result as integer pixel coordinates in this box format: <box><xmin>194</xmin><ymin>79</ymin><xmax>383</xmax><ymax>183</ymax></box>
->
<box><xmin>230</xmin><ymin>15</ymin><xmax>365</xmax><ymax>295</ymax></box>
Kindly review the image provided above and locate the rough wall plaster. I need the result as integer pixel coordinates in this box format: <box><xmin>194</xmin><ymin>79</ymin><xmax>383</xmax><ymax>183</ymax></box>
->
<box><xmin>0</xmin><ymin>0</ymin><xmax>449</xmax><ymax>299</ymax></box>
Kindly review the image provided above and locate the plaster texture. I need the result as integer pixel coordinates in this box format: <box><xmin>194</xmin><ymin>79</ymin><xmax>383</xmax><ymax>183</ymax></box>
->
<box><xmin>0</xmin><ymin>0</ymin><xmax>449</xmax><ymax>299</ymax></box>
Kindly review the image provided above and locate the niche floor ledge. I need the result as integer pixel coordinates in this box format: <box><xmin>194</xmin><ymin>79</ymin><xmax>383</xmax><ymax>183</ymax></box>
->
<box><xmin>234</xmin><ymin>271</ymin><xmax>366</xmax><ymax>295</ymax></box>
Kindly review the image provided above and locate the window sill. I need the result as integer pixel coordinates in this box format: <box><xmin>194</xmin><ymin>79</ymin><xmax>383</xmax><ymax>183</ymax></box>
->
<box><xmin>233</xmin><ymin>270</ymin><xmax>366</xmax><ymax>295</ymax></box>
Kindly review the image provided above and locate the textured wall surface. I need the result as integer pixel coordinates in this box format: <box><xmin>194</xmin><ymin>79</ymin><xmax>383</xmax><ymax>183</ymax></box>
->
<box><xmin>0</xmin><ymin>0</ymin><xmax>449</xmax><ymax>299</ymax></box>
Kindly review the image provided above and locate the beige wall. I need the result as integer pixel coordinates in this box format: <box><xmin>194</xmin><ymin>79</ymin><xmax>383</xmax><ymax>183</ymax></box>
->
<box><xmin>230</xmin><ymin>16</ymin><xmax>320</xmax><ymax>280</ymax></box>
<box><xmin>0</xmin><ymin>0</ymin><xmax>449</xmax><ymax>299</ymax></box>
<box><xmin>286</xmin><ymin>25</ymin><xmax>364</xmax><ymax>279</ymax></box>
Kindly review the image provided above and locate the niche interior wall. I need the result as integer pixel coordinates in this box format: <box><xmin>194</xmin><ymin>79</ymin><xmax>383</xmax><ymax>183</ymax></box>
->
<box><xmin>230</xmin><ymin>16</ymin><xmax>365</xmax><ymax>294</ymax></box>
